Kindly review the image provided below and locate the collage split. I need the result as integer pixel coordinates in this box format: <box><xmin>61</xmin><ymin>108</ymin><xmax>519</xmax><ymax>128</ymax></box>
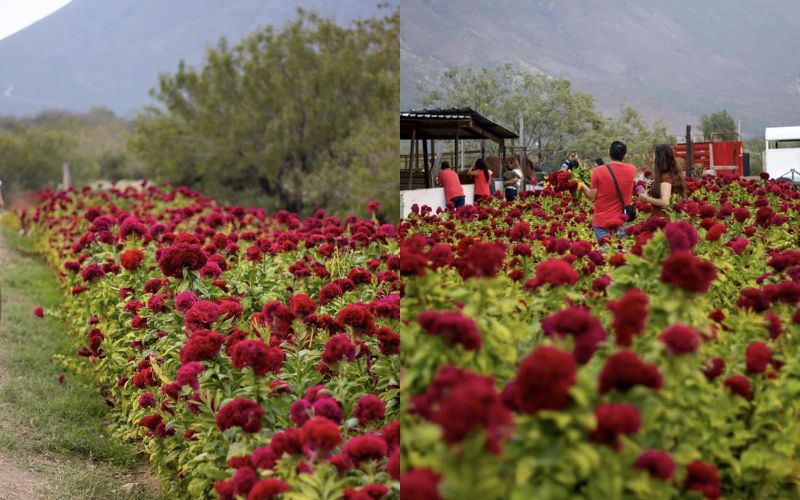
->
<box><xmin>1</xmin><ymin>0</ymin><xmax>800</xmax><ymax>499</ymax></box>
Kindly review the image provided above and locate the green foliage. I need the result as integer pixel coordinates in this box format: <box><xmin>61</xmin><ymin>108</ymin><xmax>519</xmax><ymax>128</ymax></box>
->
<box><xmin>419</xmin><ymin>65</ymin><xmax>673</xmax><ymax>169</ymax></box>
<box><xmin>699</xmin><ymin>110</ymin><xmax>737</xmax><ymax>141</ymax></box>
<box><xmin>130</xmin><ymin>8</ymin><xmax>399</xmax><ymax>220</ymax></box>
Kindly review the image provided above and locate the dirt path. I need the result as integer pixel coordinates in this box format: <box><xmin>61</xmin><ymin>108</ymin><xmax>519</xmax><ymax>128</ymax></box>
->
<box><xmin>0</xmin><ymin>228</ymin><xmax>161</xmax><ymax>499</ymax></box>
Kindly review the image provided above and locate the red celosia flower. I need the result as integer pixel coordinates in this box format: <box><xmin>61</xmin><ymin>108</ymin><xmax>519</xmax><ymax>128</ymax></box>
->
<box><xmin>216</xmin><ymin>397</ymin><xmax>264</xmax><ymax>433</ymax></box>
<box><xmin>312</xmin><ymin>398</ymin><xmax>343</xmax><ymax>424</ymax></box>
<box><xmin>246</xmin><ymin>479</ymin><xmax>290</xmax><ymax>500</ymax></box>
<box><xmin>120</xmin><ymin>248</ymin><xmax>144</xmax><ymax>270</ymax></box>
<box><xmin>400</xmin><ymin>468</ymin><xmax>442</xmax><ymax>500</ymax></box>
<box><xmin>525</xmin><ymin>258</ymin><xmax>579</xmax><ymax>290</ymax></box>
<box><xmin>452</xmin><ymin>240</ymin><xmax>507</xmax><ymax>279</ymax></box>
<box><xmin>684</xmin><ymin>461</ymin><xmax>722</xmax><ymax>499</ymax></box>
<box><xmin>745</xmin><ymin>342</ymin><xmax>771</xmax><ymax>374</ymax></box>
<box><xmin>138</xmin><ymin>392</ymin><xmax>156</xmax><ymax>408</ymax></box>
<box><xmin>81</xmin><ymin>263</ymin><xmax>105</xmax><ymax>282</ymax></box>
<box><xmin>289</xmin><ymin>293</ymin><xmax>317</xmax><ymax>317</ymax></box>
<box><xmin>416</xmin><ymin>310</ymin><xmax>481</xmax><ymax>351</ymax></box>
<box><xmin>607</xmin><ymin>288</ymin><xmax>649</xmax><ymax>346</ymax></box>
<box><xmin>179</xmin><ymin>330</ymin><xmax>224</xmax><ymax>363</ymax></box>
<box><xmin>176</xmin><ymin>361</ymin><xmax>205</xmax><ymax>389</ymax></box>
<box><xmin>376</xmin><ymin>327</ymin><xmax>400</xmax><ymax>356</ymax></box>
<box><xmin>230</xmin><ymin>340</ymin><xmax>285</xmax><ymax>376</ymax></box>
<box><xmin>660</xmin><ymin>252</ymin><xmax>717</xmax><ymax>293</ymax></box>
<box><xmin>33</xmin><ymin>306</ymin><xmax>44</xmax><ymax>318</ymax></box>
<box><xmin>598</xmin><ymin>351</ymin><xmax>662</xmax><ymax>394</ymax></box>
<box><xmin>634</xmin><ymin>450</ymin><xmax>675</xmax><ymax>480</ymax></box>
<box><xmin>724</xmin><ymin>374</ymin><xmax>752</xmax><ymax>399</ymax></box>
<box><xmin>664</xmin><ymin>221</ymin><xmax>699</xmax><ymax>253</ymax></box>
<box><xmin>342</xmin><ymin>434</ymin><xmax>388</xmax><ymax>466</ymax></box>
<box><xmin>387</xmin><ymin>448</ymin><xmax>400</xmax><ymax>480</ymax></box>
<box><xmin>727</xmin><ymin>237</ymin><xmax>749</xmax><ymax>255</ymax></box>
<box><xmin>301</xmin><ymin>416</ymin><xmax>342</xmax><ymax>453</ymax></box>
<box><xmin>736</xmin><ymin>288</ymin><xmax>771</xmax><ymax>312</ymax></box>
<box><xmin>540</xmin><ymin>307</ymin><xmax>606</xmax><ymax>363</ymax></box>
<box><xmin>157</xmin><ymin>242</ymin><xmax>208</xmax><ymax>278</ymax></box>
<box><xmin>174</xmin><ymin>291</ymin><xmax>198</xmax><ymax>312</ymax></box>
<box><xmin>380</xmin><ymin>420</ymin><xmax>400</xmax><ymax>451</ymax></box>
<box><xmin>290</xmin><ymin>400</ymin><xmax>312</xmax><ymax>426</ymax></box>
<box><xmin>232</xmin><ymin>467</ymin><xmax>257</xmax><ymax>497</ymax></box>
<box><xmin>342</xmin><ymin>484</ymin><xmax>389</xmax><ymax>500</ymax></box>
<box><xmin>766</xmin><ymin>312</ymin><xmax>782</xmax><ymax>339</ymax></box>
<box><xmin>353</xmin><ymin>394</ymin><xmax>386</xmax><ymax>425</ymax></box>
<box><xmin>322</xmin><ymin>334</ymin><xmax>356</xmax><ymax>366</ymax></box>
<box><xmin>609</xmin><ymin>253</ymin><xmax>626</xmax><ymax>267</ymax></box>
<box><xmin>705</xmin><ymin>223</ymin><xmax>726</xmax><ymax>242</ymax></box>
<box><xmin>703</xmin><ymin>358</ymin><xmax>725</xmax><ymax>380</ymax></box>
<box><xmin>184</xmin><ymin>300</ymin><xmax>221</xmax><ymax>331</ymax></box>
<box><xmin>337</xmin><ymin>303</ymin><xmax>376</xmax><ymax>333</ymax></box>
<box><xmin>659</xmin><ymin>324</ymin><xmax>701</xmax><ymax>355</ymax></box>
<box><xmin>511</xmin><ymin>345</ymin><xmax>576</xmax><ymax>414</ymax></box>
<box><xmin>590</xmin><ymin>403</ymin><xmax>641</xmax><ymax>451</ymax></box>
<box><xmin>428</xmin><ymin>243</ymin><xmax>454</xmax><ymax>269</ymax></box>
<box><xmin>318</xmin><ymin>282</ymin><xmax>344</xmax><ymax>305</ymax></box>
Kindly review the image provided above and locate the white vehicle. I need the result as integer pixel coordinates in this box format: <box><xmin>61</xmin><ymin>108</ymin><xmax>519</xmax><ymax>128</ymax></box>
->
<box><xmin>764</xmin><ymin>126</ymin><xmax>800</xmax><ymax>182</ymax></box>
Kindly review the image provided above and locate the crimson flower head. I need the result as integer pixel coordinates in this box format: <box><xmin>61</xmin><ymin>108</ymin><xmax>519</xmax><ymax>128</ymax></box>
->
<box><xmin>607</xmin><ymin>288</ymin><xmax>649</xmax><ymax>346</ymax></box>
<box><xmin>525</xmin><ymin>258</ymin><xmax>579</xmax><ymax>290</ymax></box>
<box><xmin>511</xmin><ymin>345</ymin><xmax>576</xmax><ymax>414</ymax></box>
<box><xmin>120</xmin><ymin>248</ymin><xmax>144</xmax><ymax>270</ymax></box>
<box><xmin>598</xmin><ymin>351</ymin><xmax>662</xmax><ymax>394</ymax></box>
<box><xmin>452</xmin><ymin>240</ymin><xmax>507</xmax><ymax>279</ymax></box>
<box><xmin>184</xmin><ymin>300</ymin><xmax>221</xmax><ymax>331</ymax></box>
<box><xmin>724</xmin><ymin>374</ymin><xmax>752</xmax><ymax>400</ymax></box>
<box><xmin>322</xmin><ymin>334</ymin><xmax>356</xmax><ymax>366</ymax></box>
<box><xmin>416</xmin><ymin>310</ymin><xmax>481</xmax><ymax>351</ymax></box>
<box><xmin>342</xmin><ymin>434</ymin><xmax>388</xmax><ymax>466</ymax></box>
<box><xmin>353</xmin><ymin>394</ymin><xmax>386</xmax><ymax>425</ymax></box>
<box><xmin>247</xmin><ymin>479</ymin><xmax>289</xmax><ymax>499</ymax></box>
<box><xmin>659</xmin><ymin>324</ymin><xmax>701</xmax><ymax>355</ymax></box>
<box><xmin>216</xmin><ymin>397</ymin><xmax>264</xmax><ymax>433</ymax></box>
<box><xmin>400</xmin><ymin>469</ymin><xmax>442</xmax><ymax>500</ymax></box>
<box><xmin>660</xmin><ymin>252</ymin><xmax>717</xmax><ymax>293</ymax></box>
<box><xmin>590</xmin><ymin>403</ymin><xmax>641</xmax><ymax>451</ymax></box>
<box><xmin>289</xmin><ymin>293</ymin><xmax>317</xmax><ymax>317</ymax></box>
<box><xmin>634</xmin><ymin>450</ymin><xmax>675</xmax><ymax>481</ymax></box>
<box><xmin>745</xmin><ymin>342</ymin><xmax>771</xmax><ymax>374</ymax></box>
<box><xmin>33</xmin><ymin>305</ymin><xmax>44</xmax><ymax>318</ymax></box>
<box><xmin>230</xmin><ymin>339</ymin><xmax>285</xmax><ymax>376</ymax></box>
<box><xmin>176</xmin><ymin>361</ymin><xmax>205</xmax><ymax>389</ymax></box>
<box><xmin>157</xmin><ymin>242</ymin><xmax>208</xmax><ymax>278</ymax></box>
<box><xmin>684</xmin><ymin>461</ymin><xmax>722</xmax><ymax>499</ymax></box>
<box><xmin>174</xmin><ymin>291</ymin><xmax>198</xmax><ymax>313</ymax></box>
<box><xmin>702</xmin><ymin>357</ymin><xmax>725</xmax><ymax>380</ymax></box>
<box><xmin>179</xmin><ymin>330</ymin><xmax>224</xmax><ymax>363</ymax></box>
<box><xmin>540</xmin><ymin>307</ymin><xmax>606</xmax><ymax>363</ymax></box>
<box><xmin>663</xmin><ymin>221</ymin><xmax>698</xmax><ymax>253</ymax></box>
<box><xmin>337</xmin><ymin>303</ymin><xmax>375</xmax><ymax>333</ymax></box>
<box><xmin>301</xmin><ymin>416</ymin><xmax>342</xmax><ymax>453</ymax></box>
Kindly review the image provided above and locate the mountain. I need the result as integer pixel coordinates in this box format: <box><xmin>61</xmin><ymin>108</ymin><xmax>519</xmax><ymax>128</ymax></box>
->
<box><xmin>401</xmin><ymin>0</ymin><xmax>800</xmax><ymax>137</ymax></box>
<box><xmin>0</xmin><ymin>0</ymin><xmax>396</xmax><ymax>116</ymax></box>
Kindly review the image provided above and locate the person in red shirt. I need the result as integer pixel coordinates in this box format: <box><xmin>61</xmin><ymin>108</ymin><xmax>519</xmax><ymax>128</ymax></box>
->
<box><xmin>578</xmin><ymin>141</ymin><xmax>637</xmax><ymax>247</ymax></box>
<box><xmin>437</xmin><ymin>161</ymin><xmax>465</xmax><ymax>208</ymax></box>
<box><xmin>467</xmin><ymin>158</ymin><xmax>493</xmax><ymax>203</ymax></box>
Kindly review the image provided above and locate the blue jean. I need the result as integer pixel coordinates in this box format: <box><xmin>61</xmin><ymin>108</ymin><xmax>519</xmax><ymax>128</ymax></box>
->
<box><xmin>593</xmin><ymin>225</ymin><xmax>626</xmax><ymax>252</ymax></box>
<box><xmin>450</xmin><ymin>196</ymin><xmax>466</xmax><ymax>208</ymax></box>
<box><xmin>504</xmin><ymin>187</ymin><xmax>518</xmax><ymax>201</ymax></box>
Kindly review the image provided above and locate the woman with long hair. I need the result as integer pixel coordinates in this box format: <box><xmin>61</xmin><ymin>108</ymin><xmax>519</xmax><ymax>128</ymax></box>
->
<box><xmin>636</xmin><ymin>143</ymin><xmax>686</xmax><ymax>218</ymax></box>
<box><xmin>468</xmin><ymin>158</ymin><xmax>493</xmax><ymax>203</ymax></box>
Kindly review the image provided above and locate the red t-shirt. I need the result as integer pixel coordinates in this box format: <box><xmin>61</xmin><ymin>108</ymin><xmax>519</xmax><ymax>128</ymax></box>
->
<box><xmin>438</xmin><ymin>168</ymin><xmax>464</xmax><ymax>200</ymax></box>
<box><xmin>590</xmin><ymin>161</ymin><xmax>637</xmax><ymax>229</ymax></box>
<box><xmin>474</xmin><ymin>170</ymin><xmax>491</xmax><ymax>196</ymax></box>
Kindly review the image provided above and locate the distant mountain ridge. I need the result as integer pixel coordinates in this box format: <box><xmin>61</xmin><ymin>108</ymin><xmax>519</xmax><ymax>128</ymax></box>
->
<box><xmin>401</xmin><ymin>0</ymin><xmax>800</xmax><ymax>137</ymax></box>
<box><xmin>0</xmin><ymin>0</ymin><xmax>395</xmax><ymax>116</ymax></box>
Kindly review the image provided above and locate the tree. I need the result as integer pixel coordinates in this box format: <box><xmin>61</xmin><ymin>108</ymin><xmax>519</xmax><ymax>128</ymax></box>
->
<box><xmin>699</xmin><ymin>110</ymin><xmax>736</xmax><ymax>141</ymax></box>
<box><xmin>130</xmin><ymin>8</ymin><xmax>398</xmax><ymax>219</ymax></box>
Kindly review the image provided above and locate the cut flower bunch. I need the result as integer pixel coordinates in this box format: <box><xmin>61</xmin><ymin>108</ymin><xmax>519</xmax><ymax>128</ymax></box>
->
<box><xmin>400</xmin><ymin>173</ymin><xmax>800</xmax><ymax>499</ymax></box>
<box><xmin>22</xmin><ymin>182</ymin><xmax>400</xmax><ymax>500</ymax></box>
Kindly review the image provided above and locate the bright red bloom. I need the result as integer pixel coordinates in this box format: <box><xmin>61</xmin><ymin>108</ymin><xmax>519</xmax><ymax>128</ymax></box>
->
<box><xmin>590</xmin><ymin>403</ymin><xmax>641</xmax><ymax>451</ymax></box>
<box><xmin>660</xmin><ymin>252</ymin><xmax>717</xmax><ymax>293</ymax></box>
<box><xmin>724</xmin><ymin>374</ymin><xmax>752</xmax><ymax>399</ymax></box>
<box><xmin>540</xmin><ymin>307</ymin><xmax>606</xmax><ymax>363</ymax></box>
<box><xmin>322</xmin><ymin>334</ymin><xmax>356</xmax><ymax>366</ymax></box>
<box><xmin>337</xmin><ymin>303</ymin><xmax>375</xmax><ymax>332</ymax></box>
<box><xmin>289</xmin><ymin>293</ymin><xmax>317</xmax><ymax>317</ymax></box>
<box><xmin>33</xmin><ymin>306</ymin><xmax>44</xmax><ymax>318</ymax></box>
<box><xmin>387</xmin><ymin>448</ymin><xmax>400</xmax><ymax>480</ymax></box>
<box><xmin>736</xmin><ymin>288</ymin><xmax>771</xmax><ymax>312</ymax></box>
<box><xmin>664</xmin><ymin>221</ymin><xmax>699</xmax><ymax>253</ymax></box>
<box><xmin>157</xmin><ymin>242</ymin><xmax>208</xmax><ymax>278</ymax></box>
<box><xmin>318</xmin><ymin>282</ymin><xmax>343</xmax><ymax>305</ymax></box>
<box><xmin>353</xmin><ymin>394</ymin><xmax>386</xmax><ymax>425</ymax></box>
<box><xmin>400</xmin><ymin>468</ymin><xmax>442</xmax><ymax>500</ymax></box>
<box><xmin>342</xmin><ymin>434</ymin><xmax>388</xmax><ymax>466</ymax></box>
<box><xmin>230</xmin><ymin>340</ymin><xmax>285</xmax><ymax>376</ymax></box>
<box><xmin>452</xmin><ymin>240</ymin><xmax>507</xmax><ymax>279</ymax></box>
<box><xmin>684</xmin><ymin>461</ymin><xmax>722</xmax><ymax>499</ymax></box>
<box><xmin>81</xmin><ymin>263</ymin><xmax>105</xmax><ymax>282</ymax></box>
<box><xmin>745</xmin><ymin>342</ymin><xmax>771</xmax><ymax>374</ymax></box>
<box><xmin>380</xmin><ymin>420</ymin><xmax>400</xmax><ymax>451</ymax></box>
<box><xmin>659</xmin><ymin>324</ymin><xmax>701</xmax><ymax>355</ymax></box>
<box><xmin>174</xmin><ymin>291</ymin><xmax>198</xmax><ymax>313</ymax></box>
<box><xmin>766</xmin><ymin>312</ymin><xmax>782</xmax><ymax>339</ymax></box>
<box><xmin>216</xmin><ymin>398</ymin><xmax>264</xmax><ymax>433</ymax></box>
<box><xmin>705</xmin><ymin>223</ymin><xmax>727</xmax><ymax>242</ymax></box>
<box><xmin>301</xmin><ymin>416</ymin><xmax>342</xmax><ymax>453</ymax></box>
<box><xmin>607</xmin><ymin>288</ymin><xmax>649</xmax><ymax>346</ymax></box>
<box><xmin>246</xmin><ymin>479</ymin><xmax>290</xmax><ymax>500</ymax></box>
<box><xmin>511</xmin><ymin>345</ymin><xmax>576</xmax><ymax>414</ymax></box>
<box><xmin>598</xmin><ymin>351</ymin><xmax>662</xmax><ymax>394</ymax></box>
<box><xmin>120</xmin><ymin>248</ymin><xmax>144</xmax><ymax>270</ymax></box>
<box><xmin>634</xmin><ymin>450</ymin><xmax>675</xmax><ymax>480</ymax></box>
<box><xmin>417</xmin><ymin>310</ymin><xmax>481</xmax><ymax>351</ymax></box>
<box><xmin>179</xmin><ymin>330</ymin><xmax>224</xmax><ymax>364</ymax></box>
<box><xmin>139</xmin><ymin>392</ymin><xmax>156</xmax><ymax>408</ymax></box>
<box><xmin>176</xmin><ymin>361</ymin><xmax>205</xmax><ymax>389</ymax></box>
<box><xmin>525</xmin><ymin>258</ymin><xmax>579</xmax><ymax>290</ymax></box>
<box><xmin>703</xmin><ymin>357</ymin><xmax>725</xmax><ymax>380</ymax></box>
<box><xmin>138</xmin><ymin>413</ymin><xmax>163</xmax><ymax>431</ymax></box>
<box><xmin>184</xmin><ymin>300</ymin><xmax>221</xmax><ymax>331</ymax></box>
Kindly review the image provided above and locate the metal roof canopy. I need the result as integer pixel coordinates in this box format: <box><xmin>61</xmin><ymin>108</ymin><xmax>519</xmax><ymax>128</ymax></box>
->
<box><xmin>766</xmin><ymin>126</ymin><xmax>800</xmax><ymax>141</ymax></box>
<box><xmin>401</xmin><ymin>107</ymin><xmax>519</xmax><ymax>142</ymax></box>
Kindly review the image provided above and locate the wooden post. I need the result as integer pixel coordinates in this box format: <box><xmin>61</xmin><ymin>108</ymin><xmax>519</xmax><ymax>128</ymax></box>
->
<box><xmin>62</xmin><ymin>162</ymin><xmax>72</xmax><ymax>191</ymax></box>
<box><xmin>430</xmin><ymin>139</ymin><xmax>436</xmax><ymax>186</ymax></box>
<box><xmin>480</xmin><ymin>138</ymin><xmax>486</xmax><ymax>158</ymax></box>
<box><xmin>422</xmin><ymin>138</ymin><xmax>430</xmax><ymax>188</ymax></box>
<box><xmin>407</xmin><ymin>128</ymin><xmax>416</xmax><ymax>190</ymax></box>
<box><xmin>454</xmin><ymin>128</ymin><xmax>460</xmax><ymax>170</ymax></box>
<box><xmin>685</xmin><ymin>125</ymin><xmax>693</xmax><ymax>179</ymax></box>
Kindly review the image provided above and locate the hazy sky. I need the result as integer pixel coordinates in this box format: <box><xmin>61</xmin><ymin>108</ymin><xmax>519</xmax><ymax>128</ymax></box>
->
<box><xmin>0</xmin><ymin>0</ymin><xmax>72</xmax><ymax>41</ymax></box>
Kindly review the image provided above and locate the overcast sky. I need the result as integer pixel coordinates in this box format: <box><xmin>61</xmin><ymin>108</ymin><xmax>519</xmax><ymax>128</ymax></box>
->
<box><xmin>0</xmin><ymin>0</ymin><xmax>72</xmax><ymax>41</ymax></box>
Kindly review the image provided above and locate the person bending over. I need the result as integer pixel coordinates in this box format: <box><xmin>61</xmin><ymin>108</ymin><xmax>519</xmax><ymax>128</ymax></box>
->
<box><xmin>468</xmin><ymin>158</ymin><xmax>493</xmax><ymax>203</ymax></box>
<box><xmin>635</xmin><ymin>144</ymin><xmax>686</xmax><ymax>219</ymax></box>
<box><xmin>438</xmin><ymin>161</ymin><xmax>465</xmax><ymax>208</ymax></box>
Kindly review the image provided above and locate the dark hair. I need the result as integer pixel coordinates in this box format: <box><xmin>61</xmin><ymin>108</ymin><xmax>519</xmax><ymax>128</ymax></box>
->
<box><xmin>650</xmin><ymin>144</ymin><xmax>686</xmax><ymax>199</ymax></box>
<box><xmin>475</xmin><ymin>158</ymin><xmax>490</xmax><ymax>182</ymax></box>
<box><xmin>440</xmin><ymin>161</ymin><xmax>450</xmax><ymax>170</ymax></box>
<box><xmin>609</xmin><ymin>141</ymin><xmax>627</xmax><ymax>161</ymax></box>
<box><xmin>595</xmin><ymin>158</ymin><xmax>604</xmax><ymax>166</ymax></box>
